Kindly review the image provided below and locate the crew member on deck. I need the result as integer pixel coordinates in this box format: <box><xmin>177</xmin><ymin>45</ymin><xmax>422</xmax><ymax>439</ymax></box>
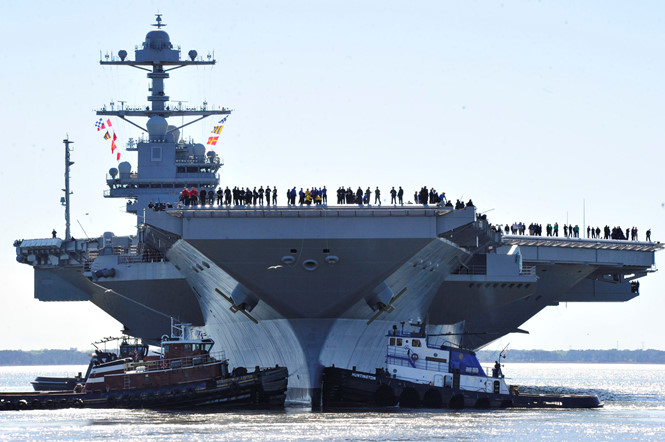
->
<box><xmin>493</xmin><ymin>361</ymin><xmax>503</xmax><ymax>378</ymax></box>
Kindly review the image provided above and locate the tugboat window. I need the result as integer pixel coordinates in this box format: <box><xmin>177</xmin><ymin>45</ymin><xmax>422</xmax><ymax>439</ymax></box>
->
<box><xmin>412</xmin><ymin>340</ymin><xmax>422</xmax><ymax>347</ymax></box>
<box><xmin>390</xmin><ymin>338</ymin><xmax>395</xmax><ymax>346</ymax></box>
<box><xmin>163</xmin><ymin>344</ymin><xmax>170</xmax><ymax>354</ymax></box>
<box><xmin>396</xmin><ymin>338</ymin><xmax>402</xmax><ymax>346</ymax></box>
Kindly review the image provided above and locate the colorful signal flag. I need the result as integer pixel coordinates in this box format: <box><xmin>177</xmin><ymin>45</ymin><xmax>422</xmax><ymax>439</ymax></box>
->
<box><xmin>103</xmin><ymin>131</ymin><xmax>111</xmax><ymax>140</ymax></box>
<box><xmin>212</xmin><ymin>125</ymin><xmax>224</xmax><ymax>135</ymax></box>
<box><xmin>207</xmin><ymin>136</ymin><xmax>219</xmax><ymax>146</ymax></box>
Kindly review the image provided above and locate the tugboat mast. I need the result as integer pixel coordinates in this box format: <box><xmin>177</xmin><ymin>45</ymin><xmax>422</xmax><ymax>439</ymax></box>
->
<box><xmin>62</xmin><ymin>137</ymin><xmax>74</xmax><ymax>240</ymax></box>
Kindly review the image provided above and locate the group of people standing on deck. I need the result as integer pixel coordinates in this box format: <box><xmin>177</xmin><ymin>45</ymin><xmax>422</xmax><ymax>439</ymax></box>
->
<box><xmin>177</xmin><ymin>184</ymin><xmax>473</xmax><ymax>210</ymax></box>
<box><xmin>330</xmin><ymin>185</ymin><xmax>470</xmax><ymax>208</ymax></box>
<box><xmin>179</xmin><ymin>186</ymin><xmax>278</xmax><ymax>207</ymax></box>
<box><xmin>496</xmin><ymin>221</ymin><xmax>653</xmax><ymax>242</ymax></box>
<box><xmin>336</xmin><ymin>187</ymin><xmax>385</xmax><ymax>205</ymax></box>
<box><xmin>287</xmin><ymin>187</ymin><xmax>327</xmax><ymax>206</ymax></box>
<box><xmin>229</xmin><ymin>186</ymin><xmax>278</xmax><ymax>206</ymax></box>
<box><xmin>596</xmin><ymin>225</ymin><xmax>650</xmax><ymax>241</ymax></box>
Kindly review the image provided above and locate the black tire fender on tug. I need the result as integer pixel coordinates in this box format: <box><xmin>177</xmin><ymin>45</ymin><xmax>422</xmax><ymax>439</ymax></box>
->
<box><xmin>449</xmin><ymin>394</ymin><xmax>465</xmax><ymax>409</ymax></box>
<box><xmin>398</xmin><ymin>387</ymin><xmax>421</xmax><ymax>408</ymax></box>
<box><xmin>373</xmin><ymin>384</ymin><xmax>397</xmax><ymax>407</ymax></box>
<box><xmin>422</xmin><ymin>389</ymin><xmax>444</xmax><ymax>408</ymax></box>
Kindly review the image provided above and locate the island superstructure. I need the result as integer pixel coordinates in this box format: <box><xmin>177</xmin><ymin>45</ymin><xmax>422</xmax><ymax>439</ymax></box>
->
<box><xmin>14</xmin><ymin>16</ymin><xmax>662</xmax><ymax>405</ymax></box>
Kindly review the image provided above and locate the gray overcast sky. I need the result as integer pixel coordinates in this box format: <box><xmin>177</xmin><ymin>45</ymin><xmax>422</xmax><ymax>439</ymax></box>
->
<box><xmin>0</xmin><ymin>0</ymin><xmax>663</xmax><ymax>352</ymax></box>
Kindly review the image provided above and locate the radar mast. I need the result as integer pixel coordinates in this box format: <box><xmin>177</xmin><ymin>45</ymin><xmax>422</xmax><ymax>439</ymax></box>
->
<box><xmin>97</xmin><ymin>14</ymin><xmax>230</xmax><ymax>134</ymax></box>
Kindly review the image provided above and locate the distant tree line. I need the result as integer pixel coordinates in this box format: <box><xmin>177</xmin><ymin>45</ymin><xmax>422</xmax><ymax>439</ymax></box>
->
<box><xmin>0</xmin><ymin>350</ymin><xmax>90</xmax><ymax>366</ymax></box>
<box><xmin>477</xmin><ymin>349</ymin><xmax>665</xmax><ymax>364</ymax></box>
<box><xmin>0</xmin><ymin>348</ymin><xmax>664</xmax><ymax>366</ymax></box>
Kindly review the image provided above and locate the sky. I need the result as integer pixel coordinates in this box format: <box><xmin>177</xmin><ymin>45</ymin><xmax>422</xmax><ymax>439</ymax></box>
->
<box><xmin>0</xmin><ymin>0</ymin><xmax>663</xmax><ymax>352</ymax></box>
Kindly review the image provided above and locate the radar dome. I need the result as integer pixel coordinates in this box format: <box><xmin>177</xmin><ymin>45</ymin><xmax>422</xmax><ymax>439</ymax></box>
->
<box><xmin>188</xmin><ymin>50</ymin><xmax>198</xmax><ymax>61</ymax></box>
<box><xmin>193</xmin><ymin>144</ymin><xmax>206</xmax><ymax>157</ymax></box>
<box><xmin>206</xmin><ymin>151</ymin><xmax>215</xmax><ymax>157</ymax></box>
<box><xmin>167</xmin><ymin>125</ymin><xmax>180</xmax><ymax>143</ymax></box>
<box><xmin>144</xmin><ymin>30</ymin><xmax>172</xmax><ymax>50</ymax></box>
<box><xmin>109</xmin><ymin>167</ymin><xmax>118</xmax><ymax>178</ymax></box>
<box><xmin>118</xmin><ymin>50</ymin><xmax>127</xmax><ymax>61</ymax></box>
<box><xmin>146</xmin><ymin>116</ymin><xmax>168</xmax><ymax>138</ymax></box>
<box><xmin>118</xmin><ymin>162</ymin><xmax>131</xmax><ymax>174</ymax></box>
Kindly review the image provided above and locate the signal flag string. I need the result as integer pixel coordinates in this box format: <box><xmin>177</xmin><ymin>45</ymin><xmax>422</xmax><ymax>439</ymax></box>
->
<box><xmin>95</xmin><ymin>118</ymin><xmax>121</xmax><ymax>161</ymax></box>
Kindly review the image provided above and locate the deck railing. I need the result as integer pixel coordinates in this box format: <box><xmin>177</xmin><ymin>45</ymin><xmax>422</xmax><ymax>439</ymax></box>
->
<box><xmin>130</xmin><ymin>351</ymin><xmax>227</xmax><ymax>372</ymax></box>
<box><xmin>386</xmin><ymin>346</ymin><xmax>448</xmax><ymax>373</ymax></box>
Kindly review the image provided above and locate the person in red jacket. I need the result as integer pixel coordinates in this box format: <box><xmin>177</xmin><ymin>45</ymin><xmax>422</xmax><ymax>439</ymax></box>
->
<box><xmin>190</xmin><ymin>187</ymin><xmax>199</xmax><ymax>206</ymax></box>
<box><xmin>180</xmin><ymin>187</ymin><xmax>190</xmax><ymax>206</ymax></box>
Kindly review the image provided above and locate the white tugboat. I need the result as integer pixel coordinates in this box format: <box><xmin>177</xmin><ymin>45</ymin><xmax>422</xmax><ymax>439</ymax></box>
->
<box><xmin>322</xmin><ymin>323</ymin><xmax>601</xmax><ymax>409</ymax></box>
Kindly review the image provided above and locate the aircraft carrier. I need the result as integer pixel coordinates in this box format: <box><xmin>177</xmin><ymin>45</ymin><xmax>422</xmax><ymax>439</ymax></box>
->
<box><xmin>14</xmin><ymin>16</ymin><xmax>662</xmax><ymax>405</ymax></box>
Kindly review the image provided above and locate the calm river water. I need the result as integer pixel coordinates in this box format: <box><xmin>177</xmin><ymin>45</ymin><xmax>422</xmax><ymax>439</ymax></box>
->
<box><xmin>0</xmin><ymin>363</ymin><xmax>663</xmax><ymax>440</ymax></box>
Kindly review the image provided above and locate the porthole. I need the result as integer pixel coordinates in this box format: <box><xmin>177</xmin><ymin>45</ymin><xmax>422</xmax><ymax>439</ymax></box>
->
<box><xmin>202</xmin><ymin>261</ymin><xmax>210</xmax><ymax>269</ymax></box>
<box><xmin>325</xmin><ymin>255</ymin><xmax>339</xmax><ymax>265</ymax></box>
<box><xmin>302</xmin><ymin>259</ymin><xmax>319</xmax><ymax>271</ymax></box>
<box><xmin>281</xmin><ymin>256</ymin><xmax>296</xmax><ymax>265</ymax></box>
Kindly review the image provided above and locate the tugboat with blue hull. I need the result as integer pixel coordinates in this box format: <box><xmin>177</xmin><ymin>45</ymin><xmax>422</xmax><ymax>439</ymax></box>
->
<box><xmin>0</xmin><ymin>321</ymin><xmax>288</xmax><ymax>411</ymax></box>
<box><xmin>321</xmin><ymin>323</ymin><xmax>601</xmax><ymax>409</ymax></box>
